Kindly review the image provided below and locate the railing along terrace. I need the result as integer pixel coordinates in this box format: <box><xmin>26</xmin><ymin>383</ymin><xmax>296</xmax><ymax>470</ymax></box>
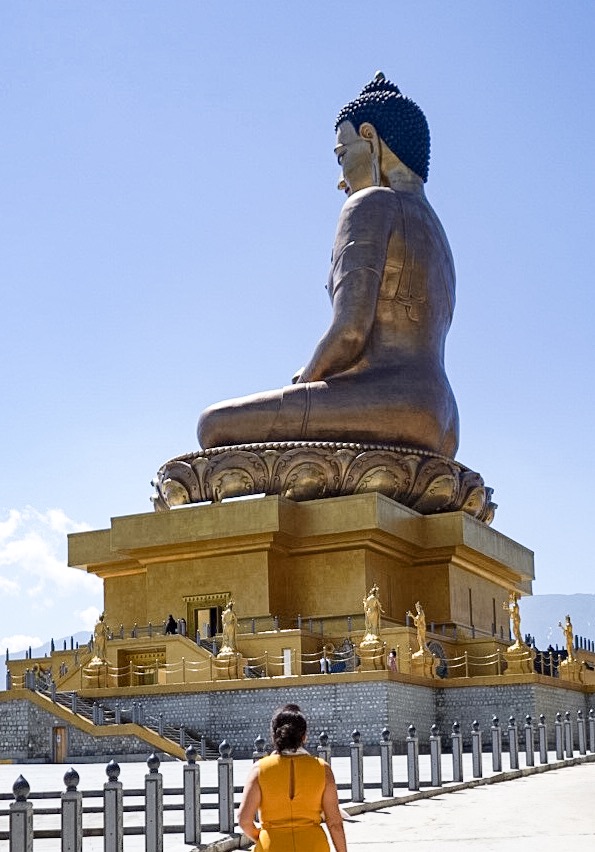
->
<box><xmin>10</xmin><ymin>644</ymin><xmax>573</xmax><ymax>692</ymax></box>
<box><xmin>3</xmin><ymin>709</ymin><xmax>595</xmax><ymax>850</ymax></box>
<box><xmin>102</xmin><ymin>614</ymin><xmax>505</xmax><ymax>643</ymax></box>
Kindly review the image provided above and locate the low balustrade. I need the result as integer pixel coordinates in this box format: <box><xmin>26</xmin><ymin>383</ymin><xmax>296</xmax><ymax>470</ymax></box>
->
<box><xmin>3</xmin><ymin>708</ymin><xmax>594</xmax><ymax>850</ymax></box>
<box><xmin>9</xmin><ymin>641</ymin><xmax>587</xmax><ymax>695</ymax></box>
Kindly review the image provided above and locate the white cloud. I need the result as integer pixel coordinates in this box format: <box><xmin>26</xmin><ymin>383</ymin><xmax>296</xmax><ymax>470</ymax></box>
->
<box><xmin>0</xmin><ymin>507</ymin><xmax>100</xmax><ymax>596</ymax></box>
<box><xmin>77</xmin><ymin>606</ymin><xmax>101</xmax><ymax>631</ymax></box>
<box><xmin>0</xmin><ymin>509</ymin><xmax>21</xmax><ymax>542</ymax></box>
<box><xmin>0</xmin><ymin>634</ymin><xmax>42</xmax><ymax>653</ymax></box>
<box><xmin>0</xmin><ymin>576</ymin><xmax>19</xmax><ymax>595</ymax></box>
<box><xmin>0</xmin><ymin>507</ymin><xmax>103</xmax><ymax>645</ymax></box>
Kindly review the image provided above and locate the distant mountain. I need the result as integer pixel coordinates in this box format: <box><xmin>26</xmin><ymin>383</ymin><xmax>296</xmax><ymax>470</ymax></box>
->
<box><xmin>521</xmin><ymin>594</ymin><xmax>595</xmax><ymax>650</ymax></box>
<box><xmin>7</xmin><ymin>631</ymin><xmax>92</xmax><ymax>660</ymax></box>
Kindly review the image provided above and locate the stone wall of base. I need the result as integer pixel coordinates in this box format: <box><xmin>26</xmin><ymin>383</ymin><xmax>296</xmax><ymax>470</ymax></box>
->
<box><xmin>2</xmin><ymin>680</ymin><xmax>592</xmax><ymax>762</ymax></box>
<box><xmin>100</xmin><ymin>679</ymin><xmax>592</xmax><ymax>757</ymax></box>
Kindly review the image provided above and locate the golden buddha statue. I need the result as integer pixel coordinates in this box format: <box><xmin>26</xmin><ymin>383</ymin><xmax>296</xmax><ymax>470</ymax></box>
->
<box><xmin>155</xmin><ymin>74</ymin><xmax>494</xmax><ymax>521</ymax></box>
<box><xmin>198</xmin><ymin>73</ymin><xmax>459</xmax><ymax>457</ymax></box>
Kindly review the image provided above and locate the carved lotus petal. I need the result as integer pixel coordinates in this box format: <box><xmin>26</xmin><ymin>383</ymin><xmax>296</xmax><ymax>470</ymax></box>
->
<box><xmin>412</xmin><ymin>473</ymin><xmax>457</xmax><ymax>513</ymax></box>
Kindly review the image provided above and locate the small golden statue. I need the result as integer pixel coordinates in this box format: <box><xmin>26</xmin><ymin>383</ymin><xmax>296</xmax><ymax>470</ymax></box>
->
<box><xmin>90</xmin><ymin>613</ymin><xmax>108</xmax><ymax>665</ymax></box>
<box><xmin>358</xmin><ymin>583</ymin><xmax>385</xmax><ymax>670</ymax></box>
<box><xmin>503</xmin><ymin>591</ymin><xmax>524</xmax><ymax>649</ymax></box>
<box><xmin>406</xmin><ymin>601</ymin><xmax>436</xmax><ymax>678</ymax></box>
<box><xmin>406</xmin><ymin>601</ymin><xmax>428</xmax><ymax>654</ymax></box>
<box><xmin>558</xmin><ymin>614</ymin><xmax>575</xmax><ymax>662</ymax></box>
<box><xmin>362</xmin><ymin>584</ymin><xmax>383</xmax><ymax>643</ymax></box>
<box><xmin>215</xmin><ymin>599</ymin><xmax>242</xmax><ymax>680</ymax></box>
<box><xmin>220</xmin><ymin>599</ymin><xmax>238</xmax><ymax>654</ymax></box>
<box><xmin>502</xmin><ymin>591</ymin><xmax>534</xmax><ymax>675</ymax></box>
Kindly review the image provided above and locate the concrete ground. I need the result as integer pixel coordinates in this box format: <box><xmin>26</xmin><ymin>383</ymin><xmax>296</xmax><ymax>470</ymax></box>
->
<box><xmin>1</xmin><ymin>752</ymin><xmax>593</xmax><ymax>850</ymax></box>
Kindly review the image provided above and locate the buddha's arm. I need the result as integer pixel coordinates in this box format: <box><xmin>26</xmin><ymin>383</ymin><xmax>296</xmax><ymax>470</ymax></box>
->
<box><xmin>295</xmin><ymin>266</ymin><xmax>381</xmax><ymax>383</ymax></box>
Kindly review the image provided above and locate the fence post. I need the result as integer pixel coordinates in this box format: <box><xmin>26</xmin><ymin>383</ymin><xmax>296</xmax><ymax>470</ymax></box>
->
<box><xmin>577</xmin><ymin>710</ymin><xmax>587</xmax><ymax>756</ymax></box>
<box><xmin>183</xmin><ymin>745</ymin><xmax>201</xmax><ymax>845</ymax></box>
<box><xmin>201</xmin><ymin>736</ymin><xmax>207</xmax><ymax>761</ymax></box>
<box><xmin>524</xmin><ymin>716</ymin><xmax>535</xmax><ymax>767</ymax></box>
<box><xmin>429</xmin><ymin>724</ymin><xmax>442</xmax><ymax>787</ymax></box>
<box><xmin>491</xmin><ymin>716</ymin><xmax>502</xmax><ymax>772</ymax></box>
<box><xmin>406</xmin><ymin>725</ymin><xmax>420</xmax><ymax>791</ymax></box>
<box><xmin>92</xmin><ymin>702</ymin><xmax>99</xmax><ymax>725</ymax></box>
<box><xmin>61</xmin><ymin>767</ymin><xmax>82</xmax><ymax>852</ymax></box>
<box><xmin>507</xmin><ymin>716</ymin><xmax>519</xmax><ymax>770</ymax></box>
<box><xmin>145</xmin><ymin>753</ymin><xmax>163</xmax><ymax>852</ymax></box>
<box><xmin>179</xmin><ymin>725</ymin><xmax>186</xmax><ymax>748</ymax></box>
<box><xmin>349</xmin><ymin>730</ymin><xmax>364</xmax><ymax>802</ymax></box>
<box><xmin>589</xmin><ymin>708</ymin><xmax>595</xmax><ymax>753</ymax></box>
<box><xmin>563</xmin><ymin>711</ymin><xmax>573</xmax><ymax>758</ymax></box>
<box><xmin>317</xmin><ymin>731</ymin><xmax>332</xmax><ymax>765</ymax></box>
<box><xmin>538</xmin><ymin>714</ymin><xmax>548</xmax><ymax>764</ymax></box>
<box><xmin>471</xmin><ymin>720</ymin><xmax>482</xmax><ymax>778</ymax></box>
<box><xmin>555</xmin><ymin>712</ymin><xmax>564</xmax><ymax>760</ymax></box>
<box><xmin>114</xmin><ymin>704</ymin><xmax>121</xmax><ymax>725</ymax></box>
<box><xmin>218</xmin><ymin>740</ymin><xmax>235</xmax><ymax>834</ymax></box>
<box><xmin>50</xmin><ymin>680</ymin><xmax>56</xmax><ymax>702</ymax></box>
<box><xmin>379</xmin><ymin>728</ymin><xmax>393</xmax><ymax>797</ymax></box>
<box><xmin>253</xmin><ymin>735</ymin><xmax>267</xmax><ymax>763</ymax></box>
<box><xmin>104</xmin><ymin>760</ymin><xmax>123</xmax><ymax>852</ymax></box>
<box><xmin>451</xmin><ymin>722</ymin><xmax>463</xmax><ymax>782</ymax></box>
<box><xmin>9</xmin><ymin>776</ymin><xmax>33</xmax><ymax>852</ymax></box>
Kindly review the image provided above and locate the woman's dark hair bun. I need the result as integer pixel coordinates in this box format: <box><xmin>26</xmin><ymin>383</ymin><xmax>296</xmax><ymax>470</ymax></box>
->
<box><xmin>271</xmin><ymin>704</ymin><xmax>307</xmax><ymax>752</ymax></box>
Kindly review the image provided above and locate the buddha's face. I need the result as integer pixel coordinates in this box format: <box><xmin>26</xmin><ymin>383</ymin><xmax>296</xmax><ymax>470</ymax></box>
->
<box><xmin>335</xmin><ymin>120</ymin><xmax>377</xmax><ymax>196</ymax></box>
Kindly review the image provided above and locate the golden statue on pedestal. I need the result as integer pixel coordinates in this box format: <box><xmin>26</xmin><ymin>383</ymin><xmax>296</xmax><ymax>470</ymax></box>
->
<box><xmin>559</xmin><ymin>614</ymin><xmax>575</xmax><ymax>662</ymax></box>
<box><xmin>220</xmin><ymin>599</ymin><xmax>238</xmax><ymax>655</ymax></box>
<box><xmin>90</xmin><ymin>613</ymin><xmax>108</xmax><ymax>666</ymax></box>
<box><xmin>406</xmin><ymin>601</ymin><xmax>437</xmax><ymax>678</ymax></box>
<box><xmin>406</xmin><ymin>601</ymin><xmax>428</xmax><ymax>654</ymax></box>
<box><xmin>215</xmin><ymin>599</ymin><xmax>242</xmax><ymax>680</ymax></box>
<box><xmin>503</xmin><ymin>592</ymin><xmax>524</xmax><ymax>649</ymax></box>
<box><xmin>154</xmin><ymin>73</ymin><xmax>494</xmax><ymax>523</ymax></box>
<box><xmin>358</xmin><ymin>584</ymin><xmax>385</xmax><ymax>670</ymax></box>
<box><xmin>502</xmin><ymin>592</ymin><xmax>534</xmax><ymax>675</ymax></box>
<box><xmin>362</xmin><ymin>584</ymin><xmax>383</xmax><ymax>643</ymax></box>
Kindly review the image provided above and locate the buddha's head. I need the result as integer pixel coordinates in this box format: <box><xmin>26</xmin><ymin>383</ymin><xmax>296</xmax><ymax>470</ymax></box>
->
<box><xmin>334</xmin><ymin>72</ymin><xmax>430</xmax><ymax>195</ymax></box>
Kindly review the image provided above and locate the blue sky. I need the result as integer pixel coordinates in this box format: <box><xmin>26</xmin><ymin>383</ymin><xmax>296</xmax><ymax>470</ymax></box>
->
<box><xmin>1</xmin><ymin>2</ymin><xmax>594</xmax><ymax>652</ymax></box>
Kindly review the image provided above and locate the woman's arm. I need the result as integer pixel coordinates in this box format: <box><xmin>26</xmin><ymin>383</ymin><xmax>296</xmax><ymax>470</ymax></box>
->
<box><xmin>238</xmin><ymin>764</ymin><xmax>262</xmax><ymax>843</ymax></box>
<box><xmin>322</xmin><ymin>763</ymin><xmax>348</xmax><ymax>852</ymax></box>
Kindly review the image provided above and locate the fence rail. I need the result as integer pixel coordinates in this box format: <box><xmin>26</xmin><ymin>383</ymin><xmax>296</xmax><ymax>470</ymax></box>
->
<box><xmin>3</xmin><ymin>708</ymin><xmax>594</xmax><ymax>850</ymax></box>
<box><xmin>8</xmin><ymin>644</ymin><xmax>575</xmax><ymax>692</ymax></box>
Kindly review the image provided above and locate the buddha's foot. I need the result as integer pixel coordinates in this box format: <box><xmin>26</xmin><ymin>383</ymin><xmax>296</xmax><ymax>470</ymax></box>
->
<box><xmin>152</xmin><ymin>442</ymin><xmax>496</xmax><ymax>524</ymax></box>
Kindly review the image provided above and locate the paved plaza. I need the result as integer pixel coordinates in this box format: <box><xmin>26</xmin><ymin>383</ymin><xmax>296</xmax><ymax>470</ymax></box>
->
<box><xmin>1</xmin><ymin>753</ymin><xmax>593</xmax><ymax>850</ymax></box>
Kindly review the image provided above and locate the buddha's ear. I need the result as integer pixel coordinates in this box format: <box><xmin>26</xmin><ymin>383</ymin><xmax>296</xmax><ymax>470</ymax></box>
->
<box><xmin>359</xmin><ymin>122</ymin><xmax>381</xmax><ymax>185</ymax></box>
<box><xmin>358</xmin><ymin>122</ymin><xmax>379</xmax><ymax>150</ymax></box>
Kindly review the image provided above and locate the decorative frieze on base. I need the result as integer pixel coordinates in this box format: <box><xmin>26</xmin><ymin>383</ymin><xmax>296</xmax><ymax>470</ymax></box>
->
<box><xmin>153</xmin><ymin>442</ymin><xmax>496</xmax><ymax>524</ymax></box>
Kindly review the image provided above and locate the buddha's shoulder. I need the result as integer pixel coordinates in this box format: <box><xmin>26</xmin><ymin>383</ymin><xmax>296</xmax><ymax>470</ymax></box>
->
<box><xmin>342</xmin><ymin>186</ymin><xmax>395</xmax><ymax>212</ymax></box>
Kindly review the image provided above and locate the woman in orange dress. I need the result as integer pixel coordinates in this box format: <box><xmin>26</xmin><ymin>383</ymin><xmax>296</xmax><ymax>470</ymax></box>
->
<box><xmin>238</xmin><ymin>704</ymin><xmax>348</xmax><ymax>852</ymax></box>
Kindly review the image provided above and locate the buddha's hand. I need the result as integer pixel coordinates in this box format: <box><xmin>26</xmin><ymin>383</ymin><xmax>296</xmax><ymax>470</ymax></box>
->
<box><xmin>291</xmin><ymin>367</ymin><xmax>305</xmax><ymax>384</ymax></box>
